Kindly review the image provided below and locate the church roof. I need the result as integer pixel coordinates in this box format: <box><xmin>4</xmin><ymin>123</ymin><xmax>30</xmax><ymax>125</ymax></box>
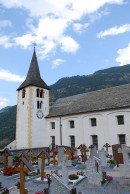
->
<box><xmin>47</xmin><ymin>83</ymin><xmax>130</xmax><ymax>117</ymax></box>
<box><xmin>17</xmin><ymin>49</ymin><xmax>50</xmax><ymax>91</ymax></box>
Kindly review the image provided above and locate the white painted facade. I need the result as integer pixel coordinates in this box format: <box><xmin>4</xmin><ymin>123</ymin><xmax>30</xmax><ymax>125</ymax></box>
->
<box><xmin>16</xmin><ymin>86</ymin><xmax>49</xmax><ymax>148</ymax></box>
<box><xmin>46</xmin><ymin>109</ymin><xmax>130</xmax><ymax>152</ymax></box>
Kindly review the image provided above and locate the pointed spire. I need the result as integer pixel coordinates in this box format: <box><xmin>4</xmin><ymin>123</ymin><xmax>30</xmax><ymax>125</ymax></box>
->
<box><xmin>17</xmin><ymin>49</ymin><xmax>50</xmax><ymax>91</ymax></box>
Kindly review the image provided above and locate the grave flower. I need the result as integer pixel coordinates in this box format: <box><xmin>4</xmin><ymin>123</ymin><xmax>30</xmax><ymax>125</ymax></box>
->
<box><xmin>102</xmin><ymin>174</ymin><xmax>113</xmax><ymax>184</ymax></box>
<box><xmin>6</xmin><ymin>166</ymin><xmax>13</xmax><ymax>176</ymax></box>
<box><xmin>34</xmin><ymin>190</ymin><xmax>43</xmax><ymax>194</ymax></box>
<box><xmin>3</xmin><ymin>188</ymin><xmax>9</xmax><ymax>194</ymax></box>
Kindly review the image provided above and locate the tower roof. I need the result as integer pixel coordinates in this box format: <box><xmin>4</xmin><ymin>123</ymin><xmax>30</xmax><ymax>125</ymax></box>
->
<box><xmin>17</xmin><ymin>49</ymin><xmax>50</xmax><ymax>91</ymax></box>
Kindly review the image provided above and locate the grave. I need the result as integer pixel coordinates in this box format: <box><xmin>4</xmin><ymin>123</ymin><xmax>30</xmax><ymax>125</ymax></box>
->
<box><xmin>118</xmin><ymin>145</ymin><xmax>130</xmax><ymax>165</ymax></box>
<box><xmin>57</xmin><ymin>146</ymin><xmax>65</xmax><ymax>165</ymax></box>
<box><xmin>118</xmin><ymin>145</ymin><xmax>130</xmax><ymax>187</ymax></box>
<box><xmin>37</xmin><ymin>150</ymin><xmax>50</xmax><ymax>180</ymax></box>
<box><xmin>65</xmin><ymin>147</ymin><xmax>73</xmax><ymax>160</ymax></box>
<box><xmin>89</xmin><ymin>146</ymin><xmax>99</xmax><ymax>159</ymax></box>
<box><xmin>62</xmin><ymin>161</ymin><xmax>68</xmax><ymax>184</ymax></box>
<box><xmin>98</xmin><ymin>148</ymin><xmax>107</xmax><ymax>168</ymax></box>
<box><xmin>78</xmin><ymin>144</ymin><xmax>89</xmax><ymax>162</ymax></box>
<box><xmin>50</xmin><ymin>147</ymin><xmax>58</xmax><ymax>165</ymax></box>
<box><xmin>85</xmin><ymin>157</ymin><xmax>102</xmax><ymax>187</ymax></box>
<box><xmin>13</xmin><ymin>158</ymin><xmax>34</xmax><ymax>194</ymax></box>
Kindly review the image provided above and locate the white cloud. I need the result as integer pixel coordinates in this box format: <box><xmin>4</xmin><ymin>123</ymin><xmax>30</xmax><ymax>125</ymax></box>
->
<box><xmin>0</xmin><ymin>69</ymin><xmax>25</xmax><ymax>82</ymax></box>
<box><xmin>97</xmin><ymin>24</ymin><xmax>130</xmax><ymax>38</ymax></box>
<box><xmin>52</xmin><ymin>59</ymin><xmax>65</xmax><ymax>69</ymax></box>
<box><xmin>14</xmin><ymin>33</ymin><xmax>34</xmax><ymax>48</ymax></box>
<box><xmin>73</xmin><ymin>23</ymin><xmax>89</xmax><ymax>34</ymax></box>
<box><xmin>0</xmin><ymin>20</ymin><xmax>12</xmax><ymax>28</ymax></box>
<box><xmin>60</xmin><ymin>36</ymin><xmax>79</xmax><ymax>53</ymax></box>
<box><xmin>0</xmin><ymin>0</ymin><xmax>124</xmax><ymax>57</ymax></box>
<box><xmin>116</xmin><ymin>43</ymin><xmax>130</xmax><ymax>66</ymax></box>
<box><xmin>38</xmin><ymin>41</ymin><xmax>56</xmax><ymax>59</ymax></box>
<box><xmin>0</xmin><ymin>97</ymin><xmax>8</xmax><ymax>109</ymax></box>
<box><xmin>0</xmin><ymin>36</ymin><xmax>13</xmax><ymax>48</ymax></box>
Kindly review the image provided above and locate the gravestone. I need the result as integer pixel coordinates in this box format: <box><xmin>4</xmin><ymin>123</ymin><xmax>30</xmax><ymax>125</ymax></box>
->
<box><xmin>8</xmin><ymin>156</ymin><xmax>13</xmax><ymax>166</ymax></box>
<box><xmin>98</xmin><ymin>148</ymin><xmax>107</xmax><ymax>167</ymax></box>
<box><xmin>66</xmin><ymin>160</ymin><xmax>72</xmax><ymax>167</ymax></box>
<box><xmin>58</xmin><ymin>147</ymin><xmax>65</xmax><ymax>165</ymax></box>
<box><xmin>62</xmin><ymin>154</ymin><xmax>68</xmax><ymax>162</ymax></box>
<box><xmin>112</xmin><ymin>144</ymin><xmax>123</xmax><ymax>165</ymax></box>
<box><xmin>119</xmin><ymin>164</ymin><xmax>130</xmax><ymax>186</ymax></box>
<box><xmin>118</xmin><ymin>145</ymin><xmax>130</xmax><ymax>165</ymax></box>
<box><xmin>85</xmin><ymin>157</ymin><xmax>102</xmax><ymax>187</ymax></box>
<box><xmin>90</xmin><ymin>147</ymin><xmax>99</xmax><ymax>159</ymax></box>
<box><xmin>62</xmin><ymin>161</ymin><xmax>68</xmax><ymax>184</ymax></box>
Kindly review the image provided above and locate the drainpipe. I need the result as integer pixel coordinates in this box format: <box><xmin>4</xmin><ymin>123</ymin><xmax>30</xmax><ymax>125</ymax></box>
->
<box><xmin>60</xmin><ymin>116</ymin><xmax>62</xmax><ymax>145</ymax></box>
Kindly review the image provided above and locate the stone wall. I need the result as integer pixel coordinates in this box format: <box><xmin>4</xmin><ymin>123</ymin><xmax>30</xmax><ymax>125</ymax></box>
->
<box><xmin>51</xmin><ymin>174</ymin><xmax>72</xmax><ymax>194</ymax></box>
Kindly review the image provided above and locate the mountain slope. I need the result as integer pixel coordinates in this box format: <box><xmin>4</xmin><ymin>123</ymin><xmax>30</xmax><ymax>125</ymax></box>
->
<box><xmin>50</xmin><ymin>64</ymin><xmax>130</xmax><ymax>103</ymax></box>
<box><xmin>0</xmin><ymin>105</ymin><xmax>16</xmax><ymax>149</ymax></box>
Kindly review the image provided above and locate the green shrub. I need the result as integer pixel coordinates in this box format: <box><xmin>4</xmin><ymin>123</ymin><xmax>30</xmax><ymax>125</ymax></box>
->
<box><xmin>68</xmin><ymin>174</ymin><xmax>79</xmax><ymax>180</ymax></box>
<box><xmin>107</xmin><ymin>160</ymin><xmax>116</xmax><ymax>165</ymax></box>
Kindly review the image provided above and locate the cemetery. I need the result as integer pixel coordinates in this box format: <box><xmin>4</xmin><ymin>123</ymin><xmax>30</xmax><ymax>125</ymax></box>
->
<box><xmin>0</xmin><ymin>144</ymin><xmax>130</xmax><ymax>193</ymax></box>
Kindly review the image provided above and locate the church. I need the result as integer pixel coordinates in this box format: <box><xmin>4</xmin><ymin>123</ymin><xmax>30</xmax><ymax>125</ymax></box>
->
<box><xmin>15</xmin><ymin>49</ymin><xmax>130</xmax><ymax>150</ymax></box>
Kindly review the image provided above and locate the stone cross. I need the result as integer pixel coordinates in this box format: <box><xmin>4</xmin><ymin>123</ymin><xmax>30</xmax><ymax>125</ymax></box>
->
<box><xmin>57</xmin><ymin>146</ymin><xmax>65</xmax><ymax>165</ymax></box>
<box><xmin>90</xmin><ymin>146</ymin><xmax>99</xmax><ymax>159</ymax></box>
<box><xmin>118</xmin><ymin>145</ymin><xmax>130</xmax><ymax>165</ymax></box>
<box><xmin>85</xmin><ymin>157</ymin><xmax>102</xmax><ymax>187</ymax></box>
<box><xmin>13</xmin><ymin>158</ymin><xmax>34</xmax><ymax>194</ymax></box>
<box><xmin>62</xmin><ymin>161</ymin><xmax>68</xmax><ymax>184</ymax></box>
<box><xmin>37</xmin><ymin>150</ymin><xmax>49</xmax><ymax>180</ymax></box>
<box><xmin>98</xmin><ymin>148</ymin><xmax>107</xmax><ymax>167</ymax></box>
<box><xmin>103</xmin><ymin>143</ymin><xmax>111</xmax><ymax>152</ymax></box>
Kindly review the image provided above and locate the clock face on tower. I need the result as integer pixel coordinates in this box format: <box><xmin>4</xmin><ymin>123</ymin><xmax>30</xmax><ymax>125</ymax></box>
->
<box><xmin>36</xmin><ymin>110</ymin><xmax>44</xmax><ymax>119</ymax></box>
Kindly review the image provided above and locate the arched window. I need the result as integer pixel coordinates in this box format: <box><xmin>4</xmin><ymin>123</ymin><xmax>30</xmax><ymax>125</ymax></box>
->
<box><xmin>37</xmin><ymin>101</ymin><xmax>43</xmax><ymax>109</ymax></box>
<box><xmin>22</xmin><ymin>89</ymin><xmax>26</xmax><ymax>98</ymax></box>
<box><xmin>36</xmin><ymin>88</ymin><xmax>40</xmax><ymax>97</ymax></box>
<box><xmin>40</xmin><ymin>89</ymin><xmax>44</xmax><ymax>98</ymax></box>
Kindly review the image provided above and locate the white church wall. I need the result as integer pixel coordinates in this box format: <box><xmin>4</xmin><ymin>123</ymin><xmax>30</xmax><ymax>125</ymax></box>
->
<box><xmin>46</xmin><ymin>118</ymin><xmax>61</xmax><ymax>146</ymax></box>
<box><xmin>31</xmin><ymin>87</ymin><xmax>49</xmax><ymax>147</ymax></box>
<box><xmin>16</xmin><ymin>88</ymin><xmax>30</xmax><ymax>148</ymax></box>
<box><xmin>46</xmin><ymin>108</ymin><xmax>130</xmax><ymax>152</ymax></box>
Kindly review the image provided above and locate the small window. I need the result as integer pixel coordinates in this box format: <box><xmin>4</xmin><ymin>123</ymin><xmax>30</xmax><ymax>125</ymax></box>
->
<box><xmin>51</xmin><ymin>122</ymin><xmax>55</xmax><ymax>129</ymax></box>
<box><xmin>70</xmin><ymin>136</ymin><xmax>75</xmax><ymax>147</ymax></box>
<box><xmin>37</xmin><ymin>101</ymin><xmax>42</xmax><ymax>109</ymax></box>
<box><xmin>119</xmin><ymin>134</ymin><xmax>126</xmax><ymax>144</ymax></box>
<box><xmin>36</xmin><ymin>88</ymin><xmax>40</xmax><ymax>97</ymax></box>
<box><xmin>91</xmin><ymin>118</ymin><xmax>97</xmax><ymax>127</ymax></box>
<box><xmin>40</xmin><ymin>89</ymin><xmax>44</xmax><ymax>98</ymax></box>
<box><xmin>22</xmin><ymin>89</ymin><xmax>26</xmax><ymax>98</ymax></box>
<box><xmin>117</xmin><ymin>115</ymin><xmax>124</xmax><ymax>125</ymax></box>
<box><xmin>70</xmin><ymin>120</ymin><xmax>75</xmax><ymax>128</ymax></box>
<box><xmin>51</xmin><ymin>136</ymin><xmax>55</xmax><ymax>148</ymax></box>
<box><xmin>92</xmin><ymin>135</ymin><xmax>98</xmax><ymax>149</ymax></box>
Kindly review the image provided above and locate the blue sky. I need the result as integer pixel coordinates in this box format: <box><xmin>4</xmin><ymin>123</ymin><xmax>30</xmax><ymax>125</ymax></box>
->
<box><xmin>0</xmin><ymin>0</ymin><xmax>130</xmax><ymax>109</ymax></box>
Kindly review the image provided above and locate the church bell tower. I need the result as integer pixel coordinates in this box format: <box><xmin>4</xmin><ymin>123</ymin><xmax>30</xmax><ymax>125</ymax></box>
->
<box><xmin>16</xmin><ymin>49</ymin><xmax>50</xmax><ymax>148</ymax></box>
